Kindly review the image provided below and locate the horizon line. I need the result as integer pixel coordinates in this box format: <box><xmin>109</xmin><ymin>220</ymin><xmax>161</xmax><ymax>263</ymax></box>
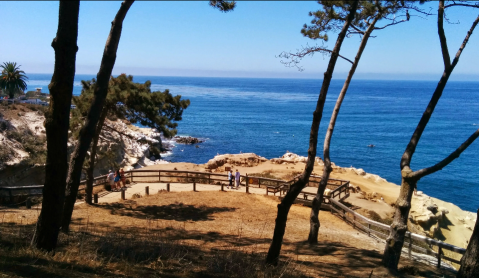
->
<box><xmin>25</xmin><ymin>71</ymin><xmax>479</xmax><ymax>82</ymax></box>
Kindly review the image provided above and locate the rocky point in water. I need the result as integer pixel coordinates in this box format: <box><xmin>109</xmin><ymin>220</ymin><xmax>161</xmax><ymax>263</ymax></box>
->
<box><xmin>174</xmin><ymin>136</ymin><xmax>203</xmax><ymax>144</ymax></box>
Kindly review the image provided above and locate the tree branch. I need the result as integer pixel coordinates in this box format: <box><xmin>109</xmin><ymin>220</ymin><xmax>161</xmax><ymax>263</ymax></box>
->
<box><xmin>411</xmin><ymin>128</ymin><xmax>479</xmax><ymax>180</ymax></box>
<box><xmin>103</xmin><ymin>123</ymin><xmax>136</xmax><ymax>140</ymax></box>
<box><xmin>350</xmin><ymin>24</ymin><xmax>365</xmax><ymax>34</ymax></box>
<box><xmin>400</xmin><ymin>1</ymin><xmax>478</xmax><ymax>170</ymax></box>
<box><xmin>445</xmin><ymin>2</ymin><xmax>479</xmax><ymax>9</ymax></box>
<box><xmin>374</xmin><ymin>19</ymin><xmax>406</xmax><ymax>30</ymax></box>
<box><xmin>450</xmin><ymin>13</ymin><xmax>479</xmax><ymax>69</ymax></box>
<box><xmin>278</xmin><ymin>45</ymin><xmax>353</xmax><ymax>72</ymax></box>
<box><xmin>438</xmin><ymin>0</ymin><xmax>452</xmax><ymax>69</ymax></box>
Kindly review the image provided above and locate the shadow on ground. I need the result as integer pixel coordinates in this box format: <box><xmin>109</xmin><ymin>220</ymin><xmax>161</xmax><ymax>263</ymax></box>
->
<box><xmin>97</xmin><ymin>201</ymin><xmax>236</xmax><ymax>221</ymax></box>
<box><xmin>0</xmin><ymin>220</ymin><xmax>458</xmax><ymax>278</ymax></box>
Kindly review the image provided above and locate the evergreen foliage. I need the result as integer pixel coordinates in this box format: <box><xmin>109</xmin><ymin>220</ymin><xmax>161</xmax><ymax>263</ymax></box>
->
<box><xmin>71</xmin><ymin>74</ymin><xmax>190</xmax><ymax>139</ymax></box>
<box><xmin>0</xmin><ymin>62</ymin><xmax>28</xmax><ymax>99</ymax></box>
<box><xmin>301</xmin><ymin>1</ymin><xmax>424</xmax><ymax>41</ymax></box>
<box><xmin>209</xmin><ymin>0</ymin><xmax>236</xmax><ymax>12</ymax></box>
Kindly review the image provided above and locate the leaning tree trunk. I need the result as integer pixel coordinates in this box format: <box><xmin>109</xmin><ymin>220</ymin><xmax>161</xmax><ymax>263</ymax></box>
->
<box><xmin>308</xmin><ymin>16</ymin><xmax>379</xmax><ymax>245</ymax></box>
<box><xmin>62</xmin><ymin>0</ymin><xmax>134</xmax><ymax>233</ymax></box>
<box><xmin>85</xmin><ymin>108</ymin><xmax>108</xmax><ymax>204</ymax></box>
<box><xmin>265</xmin><ymin>0</ymin><xmax>359</xmax><ymax>266</ymax></box>
<box><xmin>382</xmin><ymin>172</ymin><xmax>417</xmax><ymax>269</ymax></box>
<box><xmin>382</xmin><ymin>4</ymin><xmax>479</xmax><ymax>270</ymax></box>
<box><xmin>457</xmin><ymin>208</ymin><xmax>479</xmax><ymax>278</ymax></box>
<box><xmin>31</xmin><ymin>1</ymin><xmax>79</xmax><ymax>251</ymax></box>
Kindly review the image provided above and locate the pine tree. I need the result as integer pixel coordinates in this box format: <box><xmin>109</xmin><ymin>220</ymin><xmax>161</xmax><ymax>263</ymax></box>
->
<box><xmin>71</xmin><ymin>74</ymin><xmax>189</xmax><ymax>204</ymax></box>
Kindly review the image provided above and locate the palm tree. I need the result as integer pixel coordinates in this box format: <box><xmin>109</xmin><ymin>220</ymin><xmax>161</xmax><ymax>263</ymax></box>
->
<box><xmin>0</xmin><ymin>62</ymin><xmax>28</xmax><ymax>99</ymax></box>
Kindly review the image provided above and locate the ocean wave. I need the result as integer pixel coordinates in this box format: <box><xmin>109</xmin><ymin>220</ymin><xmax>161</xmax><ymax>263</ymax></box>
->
<box><xmin>161</xmin><ymin>150</ymin><xmax>173</xmax><ymax>157</ymax></box>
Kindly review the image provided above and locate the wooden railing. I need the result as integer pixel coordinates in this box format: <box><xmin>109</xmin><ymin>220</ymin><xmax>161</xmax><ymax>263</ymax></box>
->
<box><xmin>0</xmin><ymin>168</ymin><xmax>466</xmax><ymax>269</ymax></box>
<box><xmin>328</xmin><ymin>197</ymin><xmax>465</xmax><ymax>268</ymax></box>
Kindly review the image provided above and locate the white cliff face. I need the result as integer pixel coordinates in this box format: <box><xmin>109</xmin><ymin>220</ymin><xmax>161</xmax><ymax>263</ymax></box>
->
<box><xmin>91</xmin><ymin>119</ymin><xmax>169</xmax><ymax>175</ymax></box>
<box><xmin>0</xmin><ymin>111</ymin><xmax>46</xmax><ymax>170</ymax></box>
<box><xmin>270</xmin><ymin>152</ymin><xmax>328</xmax><ymax>167</ymax></box>
<box><xmin>0</xmin><ymin>115</ymin><xmax>170</xmax><ymax>185</ymax></box>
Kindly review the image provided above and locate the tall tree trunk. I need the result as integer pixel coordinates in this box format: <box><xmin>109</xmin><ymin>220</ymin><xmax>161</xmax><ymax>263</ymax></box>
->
<box><xmin>265</xmin><ymin>0</ymin><xmax>359</xmax><ymax>266</ymax></box>
<box><xmin>61</xmin><ymin>0</ymin><xmax>134</xmax><ymax>233</ymax></box>
<box><xmin>383</xmin><ymin>2</ymin><xmax>479</xmax><ymax>270</ymax></box>
<box><xmin>382</xmin><ymin>173</ymin><xmax>417</xmax><ymax>269</ymax></box>
<box><xmin>308</xmin><ymin>16</ymin><xmax>379</xmax><ymax>244</ymax></box>
<box><xmin>457</xmin><ymin>208</ymin><xmax>479</xmax><ymax>278</ymax></box>
<box><xmin>31</xmin><ymin>1</ymin><xmax>79</xmax><ymax>251</ymax></box>
<box><xmin>85</xmin><ymin>108</ymin><xmax>108</xmax><ymax>204</ymax></box>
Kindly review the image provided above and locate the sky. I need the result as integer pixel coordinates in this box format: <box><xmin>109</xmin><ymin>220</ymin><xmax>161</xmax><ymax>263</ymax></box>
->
<box><xmin>1</xmin><ymin>1</ymin><xmax>478</xmax><ymax>80</ymax></box>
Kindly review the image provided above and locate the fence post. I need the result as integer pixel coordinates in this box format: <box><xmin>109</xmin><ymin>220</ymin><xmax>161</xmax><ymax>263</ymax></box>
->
<box><xmin>209</xmin><ymin>174</ymin><xmax>211</xmax><ymax>184</ymax></box>
<box><xmin>193</xmin><ymin>182</ymin><xmax>196</xmax><ymax>192</ymax></box>
<box><xmin>353</xmin><ymin>214</ymin><xmax>356</xmax><ymax>229</ymax></box>
<box><xmin>121</xmin><ymin>190</ymin><xmax>125</xmax><ymax>200</ymax></box>
<box><xmin>131</xmin><ymin>171</ymin><xmax>134</xmax><ymax>183</ymax></box>
<box><xmin>368</xmin><ymin>223</ymin><xmax>371</xmax><ymax>236</ymax></box>
<box><xmin>94</xmin><ymin>194</ymin><xmax>98</xmax><ymax>204</ymax></box>
<box><xmin>145</xmin><ymin>186</ymin><xmax>149</xmax><ymax>196</ymax></box>
<box><xmin>246</xmin><ymin>174</ymin><xmax>249</xmax><ymax>193</ymax></box>
<box><xmin>26</xmin><ymin>198</ymin><xmax>31</xmax><ymax>209</ymax></box>
<box><xmin>159</xmin><ymin>171</ymin><xmax>161</xmax><ymax>182</ymax></box>
<box><xmin>408</xmin><ymin>233</ymin><xmax>412</xmax><ymax>259</ymax></box>
<box><xmin>437</xmin><ymin>246</ymin><xmax>442</xmax><ymax>268</ymax></box>
<box><xmin>259</xmin><ymin>179</ymin><xmax>261</xmax><ymax>188</ymax></box>
<box><xmin>221</xmin><ymin>183</ymin><xmax>224</xmax><ymax>191</ymax></box>
<box><xmin>167</xmin><ymin>183</ymin><xmax>170</xmax><ymax>192</ymax></box>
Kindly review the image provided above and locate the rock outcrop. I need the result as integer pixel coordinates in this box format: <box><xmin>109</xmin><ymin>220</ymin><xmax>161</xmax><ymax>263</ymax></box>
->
<box><xmin>174</xmin><ymin>136</ymin><xmax>203</xmax><ymax>144</ymax></box>
<box><xmin>91</xmin><ymin>119</ymin><xmax>169</xmax><ymax>175</ymax></box>
<box><xmin>409</xmin><ymin>192</ymin><xmax>450</xmax><ymax>237</ymax></box>
<box><xmin>270</xmin><ymin>152</ymin><xmax>327</xmax><ymax>166</ymax></box>
<box><xmin>204</xmin><ymin>153</ymin><xmax>267</xmax><ymax>170</ymax></box>
<box><xmin>0</xmin><ymin>110</ymin><xmax>171</xmax><ymax>186</ymax></box>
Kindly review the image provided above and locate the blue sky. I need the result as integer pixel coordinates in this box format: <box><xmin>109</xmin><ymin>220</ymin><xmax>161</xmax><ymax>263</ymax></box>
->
<box><xmin>1</xmin><ymin>1</ymin><xmax>478</xmax><ymax>80</ymax></box>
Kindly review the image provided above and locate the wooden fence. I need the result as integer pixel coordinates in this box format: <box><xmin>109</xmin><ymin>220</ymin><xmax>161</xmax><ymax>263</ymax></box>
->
<box><xmin>0</xmin><ymin>169</ymin><xmax>466</xmax><ymax>269</ymax></box>
<box><xmin>328</xmin><ymin>197</ymin><xmax>465</xmax><ymax>268</ymax></box>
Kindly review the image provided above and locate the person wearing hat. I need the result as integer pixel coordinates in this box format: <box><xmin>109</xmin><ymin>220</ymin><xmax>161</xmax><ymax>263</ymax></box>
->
<box><xmin>107</xmin><ymin>170</ymin><xmax>115</xmax><ymax>190</ymax></box>
<box><xmin>235</xmin><ymin>169</ymin><xmax>241</xmax><ymax>189</ymax></box>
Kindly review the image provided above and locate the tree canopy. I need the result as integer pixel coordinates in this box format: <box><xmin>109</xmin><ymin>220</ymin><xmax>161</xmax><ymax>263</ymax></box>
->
<box><xmin>0</xmin><ymin>62</ymin><xmax>28</xmax><ymax>99</ymax></box>
<box><xmin>71</xmin><ymin>74</ymin><xmax>190</xmax><ymax>139</ymax></box>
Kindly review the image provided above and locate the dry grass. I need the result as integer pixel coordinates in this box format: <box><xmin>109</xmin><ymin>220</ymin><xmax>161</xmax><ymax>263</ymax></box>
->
<box><xmin>0</xmin><ymin>191</ymin><xmax>457</xmax><ymax>277</ymax></box>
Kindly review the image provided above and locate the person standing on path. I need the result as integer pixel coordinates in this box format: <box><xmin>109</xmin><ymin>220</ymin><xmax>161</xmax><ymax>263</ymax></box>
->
<box><xmin>107</xmin><ymin>170</ymin><xmax>115</xmax><ymax>190</ymax></box>
<box><xmin>228</xmin><ymin>170</ymin><xmax>233</xmax><ymax>189</ymax></box>
<box><xmin>114</xmin><ymin>169</ymin><xmax>121</xmax><ymax>191</ymax></box>
<box><xmin>235</xmin><ymin>169</ymin><xmax>241</xmax><ymax>189</ymax></box>
<box><xmin>119</xmin><ymin>168</ymin><xmax>126</xmax><ymax>189</ymax></box>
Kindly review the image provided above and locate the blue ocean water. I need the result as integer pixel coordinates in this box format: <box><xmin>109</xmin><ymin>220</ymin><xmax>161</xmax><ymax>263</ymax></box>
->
<box><xmin>27</xmin><ymin>74</ymin><xmax>479</xmax><ymax>212</ymax></box>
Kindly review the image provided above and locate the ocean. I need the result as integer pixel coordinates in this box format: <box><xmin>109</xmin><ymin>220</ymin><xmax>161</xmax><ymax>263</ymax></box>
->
<box><xmin>27</xmin><ymin>74</ymin><xmax>479</xmax><ymax>212</ymax></box>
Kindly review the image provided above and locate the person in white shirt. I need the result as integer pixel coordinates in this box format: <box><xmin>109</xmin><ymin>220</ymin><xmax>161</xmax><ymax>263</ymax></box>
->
<box><xmin>235</xmin><ymin>169</ymin><xmax>241</xmax><ymax>189</ymax></box>
<box><xmin>107</xmin><ymin>170</ymin><xmax>115</xmax><ymax>190</ymax></box>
